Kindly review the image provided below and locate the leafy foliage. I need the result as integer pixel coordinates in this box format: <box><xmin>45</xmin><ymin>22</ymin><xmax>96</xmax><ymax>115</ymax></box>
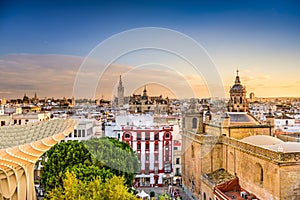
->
<box><xmin>47</xmin><ymin>171</ymin><xmax>137</xmax><ymax>200</ymax></box>
<box><xmin>83</xmin><ymin>137</ymin><xmax>140</xmax><ymax>185</ymax></box>
<box><xmin>41</xmin><ymin>141</ymin><xmax>93</xmax><ymax>191</ymax></box>
<box><xmin>41</xmin><ymin>138</ymin><xmax>140</xmax><ymax>195</ymax></box>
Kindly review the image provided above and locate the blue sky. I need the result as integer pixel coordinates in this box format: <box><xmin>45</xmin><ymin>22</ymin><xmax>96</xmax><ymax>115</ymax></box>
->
<box><xmin>1</xmin><ymin>0</ymin><xmax>299</xmax><ymax>56</ymax></box>
<box><xmin>0</xmin><ymin>0</ymin><xmax>300</xmax><ymax>98</ymax></box>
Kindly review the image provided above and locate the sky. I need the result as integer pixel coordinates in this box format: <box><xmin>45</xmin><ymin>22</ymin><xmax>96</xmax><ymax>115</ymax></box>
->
<box><xmin>0</xmin><ymin>0</ymin><xmax>300</xmax><ymax>99</ymax></box>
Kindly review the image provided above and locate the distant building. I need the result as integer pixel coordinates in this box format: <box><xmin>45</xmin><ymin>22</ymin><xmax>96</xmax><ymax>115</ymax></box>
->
<box><xmin>117</xmin><ymin>75</ymin><xmax>125</xmax><ymax>107</ymax></box>
<box><xmin>173</xmin><ymin>139</ymin><xmax>182</xmax><ymax>184</ymax></box>
<box><xmin>0</xmin><ymin>98</ymin><xmax>7</xmax><ymax>105</ymax></box>
<box><xmin>129</xmin><ymin>86</ymin><xmax>170</xmax><ymax>114</ymax></box>
<box><xmin>249</xmin><ymin>92</ymin><xmax>255</xmax><ymax>102</ymax></box>
<box><xmin>64</xmin><ymin>118</ymin><xmax>94</xmax><ymax>141</ymax></box>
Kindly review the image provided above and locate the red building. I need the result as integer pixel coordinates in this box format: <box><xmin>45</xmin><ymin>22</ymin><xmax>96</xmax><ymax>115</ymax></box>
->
<box><xmin>121</xmin><ymin>125</ymin><xmax>173</xmax><ymax>187</ymax></box>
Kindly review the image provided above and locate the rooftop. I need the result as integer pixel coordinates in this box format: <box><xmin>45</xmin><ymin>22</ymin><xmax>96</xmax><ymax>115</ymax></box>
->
<box><xmin>203</xmin><ymin>168</ymin><xmax>235</xmax><ymax>186</ymax></box>
<box><xmin>227</xmin><ymin>112</ymin><xmax>260</xmax><ymax>125</ymax></box>
<box><xmin>241</xmin><ymin>135</ymin><xmax>300</xmax><ymax>153</ymax></box>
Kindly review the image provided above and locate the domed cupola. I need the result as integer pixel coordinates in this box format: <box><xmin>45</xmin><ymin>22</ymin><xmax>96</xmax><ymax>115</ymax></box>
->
<box><xmin>228</xmin><ymin>69</ymin><xmax>248</xmax><ymax>112</ymax></box>
<box><xmin>230</xmin><ymin>70</ymin><xmax>246</xmax><ymax>93</ymax></box>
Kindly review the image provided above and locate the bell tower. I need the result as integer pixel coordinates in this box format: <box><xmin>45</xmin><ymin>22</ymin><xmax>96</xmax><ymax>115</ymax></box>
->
<box><xmin>227</xmin><ymin>70</ymin><xmax>248</xmax><ymax>112</ymax></box>
<box><xmin>117</xmin><ymin>75</ymin><xmax>124</xmax><ymax>107</ymax></box>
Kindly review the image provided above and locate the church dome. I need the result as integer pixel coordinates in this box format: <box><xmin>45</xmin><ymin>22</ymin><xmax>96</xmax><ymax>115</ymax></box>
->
<box><xmin>241</xmin><ymin>135</ymin><xmax>283</xmax><ymax>146</ymax></box>
<box><xmin>230</xmin><ymin>83</ymin><xmax>245</xmax><ymax>93</ymax></box>
<box><xmin>229</xmin><ymin>74</ymin><xmax>246</xmax><ymax>93</ymax></box>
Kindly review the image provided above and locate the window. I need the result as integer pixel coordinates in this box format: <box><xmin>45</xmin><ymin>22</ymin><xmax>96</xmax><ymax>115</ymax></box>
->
<box><xmin>125</xmin><ymin>133</ymin><xmax>130</xmax><ymax>139</ymax></box>
<box><xmin>164</xmin><ymin>163</ymin><xmax>171</xmax><ymax>173</ymax></box>
<box><xmin>154</xmin><ymin>166</ymin><xmax>158</xmax><ymax>174</ymax></box>
<box><xmin>145</xmin><ymin>164</ymin><xmax>149</xmax><ymax>174</ymax></box>
<box><xmin>192</xmin><ymin>118</ymin><xmax>197</xmax><ymax>129</ymax></box>
<box><xmin>175</xmin><ymin>168</ymin><xmax>180</xmax><ymax>176</ymax></box>
<box><xmin>155</xmin><ymin>133</ymin><xmax>159</xmax><ymax>140</ymax></box>
<box><xmin>155</xmin><ymin>154</ymin><xmax>158</xmax><ymax>161</ymax></box>
<box><xmin>137</xmin><ymin>133</ymin><xmax>141</xmax><ymax>140</ymax></box>
<box><xmin>137</xmin><ymin>143</ymin><xmax>141</xmax><ymax>150</ymax></box>
<box><xmin>174</xmin><ymin>147</ymin><xmax>178</xmax><ymax>150</ymax></box>
<box><xmin>176</xmin><ymin>158</ymin><xmax>180</xmax><ymax>164</ymax></box>
<box><xmin>146</xmin><ymin>155</ymin><xmax>149</xmax><ymax>161</ymax></box>
<box><xmin>145</xmin><ymin>133</ymin><xmax>150</xmax><ymax>141</ymax></box>
<box><xmin>191</xmin><ymin>145</ymin><xmax>195</xmax><ymax>158</ymax></box>
<box><xmin>165</xmin><ymin>133</ymin><xmax>170</xmax><ymax>138</ymax></box>
<box><xmin>146</xmin><ymin>143</ymin><xmax>149</xmax><ymax>150</ymax></box>
<box><xmin>74</xmin><ymin>130</ymin><xmax>77</xmax><ymax>137</ymax></box>
<box><xmin>165</xmin><ymin>156</ymin><xmax>169</xmax><ymax>161</ymax></box>
<box><xmin>82</xmin><ymin>130</ymin><xmax>85</xmax><ymax>137</ymax></box>
<box><xmin>203</xmin><ymin>192</ymin><xmax>206</xmax><ymax>200</ymax></box>
<box><xmin>155</xmin><ymin>143</ymin><xmax>159</xmax><ymax>150</ymax></box>
<box><xmin>254</xmin><ymin>163</ymin><xmax>263</xmax><ymax>186</ymax></box>
<box><xmin>78</xmin><ymin>130</ymin><xmax>81</xmax><ymax>137</ymax></box>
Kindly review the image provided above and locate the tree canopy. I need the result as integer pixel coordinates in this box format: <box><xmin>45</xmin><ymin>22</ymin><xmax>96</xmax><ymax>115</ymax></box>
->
<box><xmin>83</xmin><ymin>137</ymin><xmax>140</xmax><ymax>185</ymax></box>
<box><xmin>41</xmin><ymin>140</ymin><xmax>94</xmax><ymax>191</ymax></box>
<box><xmin>40</xmin><ymin>137</ymin><xmax>140</xmax><ymax>194</ymax></box>
<box><xmin>47</xmin><ymin>171</ymin><xmax>136</xmax><ymax>200</ymax></box>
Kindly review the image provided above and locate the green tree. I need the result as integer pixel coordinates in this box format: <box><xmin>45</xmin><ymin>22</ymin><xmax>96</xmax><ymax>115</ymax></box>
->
<box><xmin>41</xmin><ymin>138</ymin><xmax>140</xmax><ymax>195</ymax></box>
<box><xmin>83</xmin><ymin>137</ymin><xmax>140</xmax><ymax>185</ymax></box>
<box><xmin>66</xmin><ymin>164</ymin><xmax>113</xmax><ymax>183</ymax></box>
<box><xmin>40</xmin><ymin>141</ymin><xmax>93</xmax><ymax>191</ymax></box>
<box><xmin>47</xmin><ymin>171</ymin><xmax>136</xmax><ymax>200</ymax></box>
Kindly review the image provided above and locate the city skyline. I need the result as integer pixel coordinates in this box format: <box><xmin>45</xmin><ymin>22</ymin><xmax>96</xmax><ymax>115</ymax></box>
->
<box><xmin>0</xmin><ymin>0</ymin><xmax>299</xmax><ymax>99</ymax></box>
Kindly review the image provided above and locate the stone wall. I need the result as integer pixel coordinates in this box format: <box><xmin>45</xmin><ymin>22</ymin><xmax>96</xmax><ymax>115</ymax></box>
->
<box><xmin>280</xmin><ymin>165</ymin><xmax>300</xmax><ymax>200</ymax></box>
<box><xmin>181</xmin><ymin>130</ymin><xmax>300</xmax><ymax>200</ymax></box>
<box><xmin>205</xmin><ymin>123</ymin><xmax>272</xmax><ymax>140</ymax></box>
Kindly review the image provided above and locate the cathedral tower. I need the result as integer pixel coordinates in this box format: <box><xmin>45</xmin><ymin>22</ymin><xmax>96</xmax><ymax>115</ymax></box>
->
<box><xmin>227</xmin><ymin>70</ymin><xmax>248</xmax><ymax>112</ymax></box>
<box><xmin>117</xmin><ymin>75</ymin><xmax>124</xmax><ymax>107</ymax></box>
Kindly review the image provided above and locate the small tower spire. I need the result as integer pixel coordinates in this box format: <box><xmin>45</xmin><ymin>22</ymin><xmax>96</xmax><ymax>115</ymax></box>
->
<box><xmin>235</xmin><ymin>68</ymin><xmax>240</xmax><ymax>84</ymax></box>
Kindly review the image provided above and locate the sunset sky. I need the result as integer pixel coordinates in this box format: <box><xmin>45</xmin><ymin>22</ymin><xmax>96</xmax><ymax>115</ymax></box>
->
<box><xmin>0</xmin><ymin>0</ymin><xmax>299</xmax><ymax>99</ymax></box>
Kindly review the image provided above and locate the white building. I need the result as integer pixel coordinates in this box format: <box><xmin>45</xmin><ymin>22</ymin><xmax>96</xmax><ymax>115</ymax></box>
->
<box><xmin>64</xmin><ymin>118</ymin><xmax>94</xmax><ymax>141</ymax></box>
<box><xmin>12</xmin><ymin>112</ymin><xmax>51</xmax><ymax>125</ymax></box>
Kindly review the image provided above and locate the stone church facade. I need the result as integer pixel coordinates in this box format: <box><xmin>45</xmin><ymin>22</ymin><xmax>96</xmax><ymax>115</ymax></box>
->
<box><xmin>182</xmin><ymin>71</ymin><xmax>300</xmax><ymax>200</ymax></box>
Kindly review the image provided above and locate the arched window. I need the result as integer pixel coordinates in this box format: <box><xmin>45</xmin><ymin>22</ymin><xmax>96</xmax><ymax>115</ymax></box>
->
<box><xmin>191</xmin><ymin>145</ymin><xmax>195</xmax><ymax>158</ymax></box>
<box><xmin>203</xmin><ymin>192</ymin><xmax>206</xmax><ymax>200</ymax></box>
<box><xmin>254</xmin><ymin>163</ymin><xmax>263</xmax><ymax>186</ymax></box>
<box><xmin>240</xmin><ymin>97</ymin><xmax>243</xmax><ymax>103</ymax></box>
<box><xmin>192</xmin><ymin>118</ymin><xmax>197</xmax><ymax>129</ymax></box>
<box><xmin>124</xmin><ymin>133</ymin><xmax>130</xmax><ymax>139</ymax></box>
